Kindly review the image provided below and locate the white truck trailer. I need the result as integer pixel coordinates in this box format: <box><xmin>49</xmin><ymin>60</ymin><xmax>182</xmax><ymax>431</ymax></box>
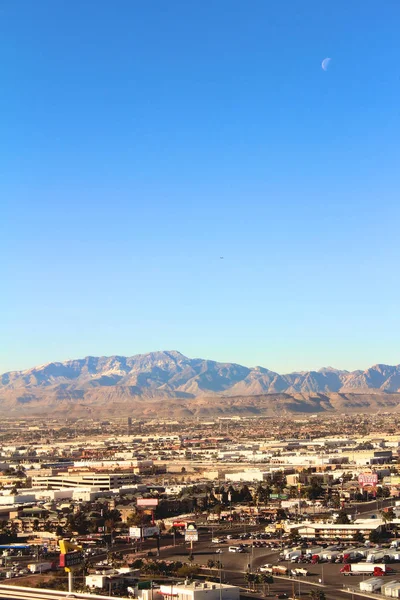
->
<box><xmin>360</xmin><ymin>577</ymin><xmax>384</xmax><ymax>592</ymax></box>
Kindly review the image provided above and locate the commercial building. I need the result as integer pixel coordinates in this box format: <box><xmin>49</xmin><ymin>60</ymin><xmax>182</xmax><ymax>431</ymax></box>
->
<box><xmin>0</xmin><ymin>493</ymin><xmax>36</xmax><ymax>505</ymax></box>
<box><xmin>285</xmin><ymin>519</ymin><xmax>383</xmax><ymax>541</ymax></box>
<box><xmin>225</xmin><ymin>469</ymin><xmax>269</xmax><ymax>482</ymax></box>
<box><xmin>31</xmin><ymin>471</ymin><xmax>137</xmax><ymax>490</ymax></box>
<box><xmin>159</xmin><ymin>581</ymin><xmax>240</xmax><ymax>600</ymax></box>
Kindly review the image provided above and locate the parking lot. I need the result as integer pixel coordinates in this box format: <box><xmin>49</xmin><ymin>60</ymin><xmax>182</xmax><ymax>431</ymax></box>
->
<box><xmin>157</xmin><ymin>530</ymin><xmax>400</xmax><ymax>599</ymax></box>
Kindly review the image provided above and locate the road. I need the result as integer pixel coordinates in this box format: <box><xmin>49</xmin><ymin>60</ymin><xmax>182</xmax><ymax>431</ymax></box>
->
<box><xmin>349</xmin><ymin>497</ymin><xmax>395</xmax><ymax>518</ymax></box>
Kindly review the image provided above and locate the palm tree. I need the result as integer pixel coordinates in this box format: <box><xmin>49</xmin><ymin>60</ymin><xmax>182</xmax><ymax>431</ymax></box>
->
<box><xmin>310</xmin><ymin>591</ymin><xmax>326</xmax><ymax>600</ymax></box>
<box><xmin>253</xmin><ymin>574</ymin><xmax>261</xmax><ymax>592</ymax></box>
<box><xmin>244</xmin><ymin>572</ymin><xmax>256</xmax><ymax>591</ymax></box>
<box><xmin>259</xmin><ymin>573</ymin><xmax>273</xmax><ymax>596</ymax></box>
<box><xmin>381</xmin><ymin>509</ymin><xmax>395</xmax><ymax>529</ymax></box>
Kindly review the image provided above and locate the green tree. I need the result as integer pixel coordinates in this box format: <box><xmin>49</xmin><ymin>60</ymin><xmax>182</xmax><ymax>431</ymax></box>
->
<box><xmin>288</xmin><ymin>528</ymin><xmax>300</xmax><ymax>544</ymax></box>
<box><xmin>305</xmin><ymin>479</ymin><xmax>324</xmax><ymax>500</ymax></box>
<box><xmin>131</xmin><ymin>559</ymin><xmax>144</xmax><ymax>569</ymax></box>
<box><xmin>254</xmin><ymin>484</ymin><xmax>270</xmax><ymax>505</ymax></box>
<box><xmin>176</xmin><ymin>564</ymin><xmax>199</xmax><ymax>578</ymax></box>
<box><xmin>239</xmin><ymin>484</ymin><xmax>253</xmax><ymax>503</ymax></box>
<box><xmin>259</xmin><ymin>573</ymin><xmax>273</xmax><ymax>596</ymax></box>
<box><xmin>310</xmin><ymin>592</ymin><xmax>326</xmax><ymax>600</ymax></box>
<box><xmin>127</xmin><ymin>512</ymin><xmax>142</xmax><ymax>526</ymax></box>
<box><xmin>335</xmin><ymin>510</ymin><xmax>350</xmax><ymax>525</ymax></box>
<box><xmin>381</xmin><ymin>508</ymin><xmax>395</xmax><ymax>528</ymax></box>
<box><xmin>276</xmin><ymin>508</ymin><xmax>287</xmax><ymax>520</ymax></box>
<box><xmin>244</xmin><ymin>572</ymin><xmax>256</xmax><ymax>591</ymax></box>
<box><xmin>369</xmin><ymin>529</ymin><xmax>383</xmax><ymax>543</ymax></box>
<box><xmin>207</xmin><ymin>559</ymin><xmax>215</xmax><ymax>569</ymax></box>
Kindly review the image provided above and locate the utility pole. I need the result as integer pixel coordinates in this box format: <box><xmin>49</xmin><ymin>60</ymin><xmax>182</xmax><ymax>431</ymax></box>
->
<box><xmin>219</xmin><ymin>557</ymin><xmax>223</xmax><ymax>600</ymax></box>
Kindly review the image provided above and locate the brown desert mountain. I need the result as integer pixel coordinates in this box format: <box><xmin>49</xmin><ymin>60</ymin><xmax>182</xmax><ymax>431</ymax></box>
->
<box><xmin>2</xmin><ymin>351</ymin><xmax>400</xmax><ymax>417</ymax></box>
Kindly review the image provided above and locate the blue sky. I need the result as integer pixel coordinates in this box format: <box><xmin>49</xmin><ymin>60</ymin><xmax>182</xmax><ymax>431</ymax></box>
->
<box><xmin>2</xmin><ymin>0</ymin><xmax>400</xmax><ymax>374</ymax></box>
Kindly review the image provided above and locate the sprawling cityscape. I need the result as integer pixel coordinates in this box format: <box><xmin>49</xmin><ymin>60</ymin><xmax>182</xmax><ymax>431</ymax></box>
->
<box><xmin>0</xmin><ymin>414</ymin><xmax>399</xmax><ymax>599</ymax></box>
<box><xmin>3</xmin><ymin>1</ymin><xmax>399</xmax><ymax>599</ymax></box>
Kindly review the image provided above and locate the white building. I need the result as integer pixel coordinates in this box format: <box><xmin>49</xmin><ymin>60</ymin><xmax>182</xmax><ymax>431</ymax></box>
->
<box><xmin>159</xmin><ymin>581</ymin><xmax>239</xmax><ymax>600</ymax></box>
<box><xmin>285</xmin><ymin>519</ymin><xmax>383</xmax><ymax>540</ymax></box>
<box><xmin>225</xmin><ymin>469</ymin><xmax>269</xmax><ymax>482</ymax></box>
<box><xmin>0</xmin><ymin>493</ymin><xmax>36</xmax><ymax>505</ymax></box>
<box><xmin>32</xmin><ymin>472</ymin><xmax>137</xmax><ymax>490</ymax></box>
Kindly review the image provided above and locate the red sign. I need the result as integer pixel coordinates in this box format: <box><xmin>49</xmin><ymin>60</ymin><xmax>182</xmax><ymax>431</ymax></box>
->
<box><xmin>358</xmin><ymin>473</ymin><xmax>378</xmax><ymax>486</ymax></box>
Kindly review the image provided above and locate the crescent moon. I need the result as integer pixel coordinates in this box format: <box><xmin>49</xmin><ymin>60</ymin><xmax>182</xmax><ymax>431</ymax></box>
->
<box><xmin>322</xmin><ymin>57</ymin><xmax>331</xmax><ymax>71</ymax></box>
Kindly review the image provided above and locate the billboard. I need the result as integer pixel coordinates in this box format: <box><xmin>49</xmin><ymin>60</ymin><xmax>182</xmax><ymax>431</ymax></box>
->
<box><xmin>358</xmin><ymin>473</ymin><xmax>378</xmax><ymax>486</ymax></box>
<box><xmin>129</xmin><ymin>526</ymin><xmax>159</xmax><ymax>538</ymax></box>
<box><xmin>143</xmin><ymin>526</ymin><xmax>160</xmax><ymax>537</ymax></box>
<box><xmin>184</xmin><ymin>522</ymin><xmax>198</xmax><ymax>542</ymax></box>
<box><xmin>137</xmin><ymin>498</ymin><xmax>159</xmax><ymax>507</ymax></box>
<box><xmin>59</xmin><ymin>551</ymin><xmax>84</xmax><ymax>569</ymax></box>
<box><xmin>129</xmin><ymin>527</ymin><xmax>142</xmax><ymax>539</ymax></box>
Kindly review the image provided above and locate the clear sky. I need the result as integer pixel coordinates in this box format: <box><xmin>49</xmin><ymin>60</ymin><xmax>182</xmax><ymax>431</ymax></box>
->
<box><xmin>2</xmin><ymin>0</ymin><xmax>400</xmax><ymax>375</ymax></box>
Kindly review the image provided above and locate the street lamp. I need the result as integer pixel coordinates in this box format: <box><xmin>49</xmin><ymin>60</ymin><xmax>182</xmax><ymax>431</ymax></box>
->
<box><xmin>219</xmin><ymin>554</ymin><xmax>223</xmax><ymax>600</ymax></box>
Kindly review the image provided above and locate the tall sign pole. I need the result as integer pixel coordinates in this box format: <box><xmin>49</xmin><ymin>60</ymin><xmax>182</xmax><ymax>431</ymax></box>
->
<box><xmin>59</xmin><ymin>540</ymin><xmax>84</xmax><ymax>594</ymax></box>
<box><xmin>185</xmin><ymin>522</ymin><xmax>198</xmax><ymax>558</ymax></box>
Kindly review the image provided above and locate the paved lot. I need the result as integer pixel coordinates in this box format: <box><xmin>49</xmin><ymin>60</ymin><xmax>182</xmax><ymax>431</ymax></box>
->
<box><xmin>156</xmin><ymin>530</ymin><xmax>400</xmax><ymax>599</ymax></box>
<box><xmin>3</xmin><ymin>522</ymin><xmax>400</xmax><ymax>598</ymax></box>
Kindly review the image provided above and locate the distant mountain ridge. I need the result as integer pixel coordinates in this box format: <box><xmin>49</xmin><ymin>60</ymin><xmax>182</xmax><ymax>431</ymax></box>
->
<box><xmin>2</xmin><ymin>350</ymin><xmax>400</xmax><ymax>394</ymax></box>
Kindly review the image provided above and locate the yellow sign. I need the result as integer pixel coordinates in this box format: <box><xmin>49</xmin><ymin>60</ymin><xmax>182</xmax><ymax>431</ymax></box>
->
<box><xmin>59</xmin><ymin>540</ymin><xmax>83</xmax><ymax>572</ymax></box>
<box><xmin>59</xmin><ymin>540</ymin><xmax>82</xmax><ymax>554</ymax></box>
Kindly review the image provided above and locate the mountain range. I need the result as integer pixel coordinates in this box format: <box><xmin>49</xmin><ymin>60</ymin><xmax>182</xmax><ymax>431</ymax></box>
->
<box><xmin>2</xmin><ymin>351</ymin><xmax>400</xmax><ymax>417</ymax></box>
